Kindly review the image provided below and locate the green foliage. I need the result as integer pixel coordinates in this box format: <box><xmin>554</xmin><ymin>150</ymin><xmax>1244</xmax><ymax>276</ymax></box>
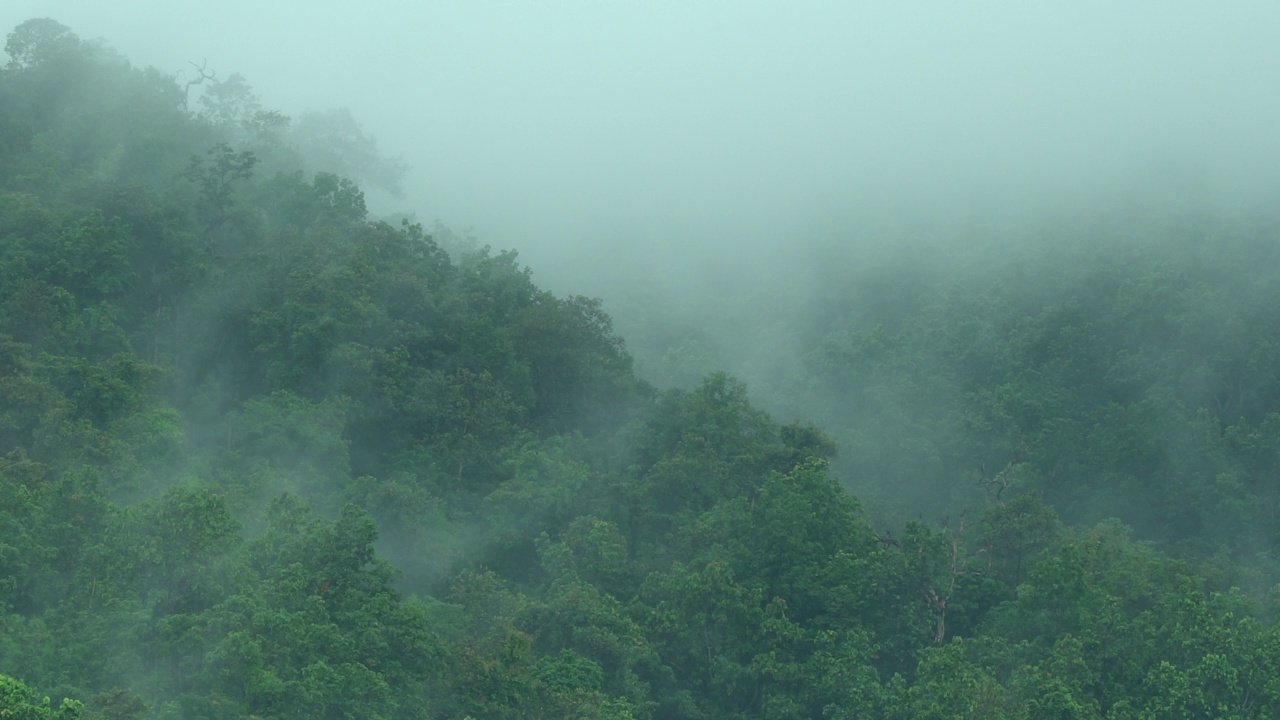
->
<box><xmin>0</xmin><ymin>674</ymin><xmax>82</xmax><ymax>720</ymax></box>
<box><xmin>287</xmin><ymin>108</ymin><xmax>408</xmax><ymax>197</ymax></box>
<box><xmin>4</xmin><ymin>18</ymin><xmax>82</xmax><ymax>70</ymax></box>
<box><xmin>7</xmin><ymin>15</ymin><xmax>1280</xmax><ymax>720</ymax></box>
<box><xmin>183</xmin><ymin>142</ymin><xmax>257</xmax><ymax>244</ymax></box>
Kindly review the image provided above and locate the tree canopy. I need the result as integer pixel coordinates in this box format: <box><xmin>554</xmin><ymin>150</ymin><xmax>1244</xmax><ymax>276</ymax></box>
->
<box><xmin>4</xmin><ymin>17</ymin><xmax>1280</xmax><ymax>720</ymax></box>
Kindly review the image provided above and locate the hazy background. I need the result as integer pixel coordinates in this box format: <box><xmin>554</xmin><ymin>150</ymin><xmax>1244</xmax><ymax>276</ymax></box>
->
<box><xmin>5</xmin><ymin>2</ymin><xmax>1278</xmax><ymax>286</ymax></box>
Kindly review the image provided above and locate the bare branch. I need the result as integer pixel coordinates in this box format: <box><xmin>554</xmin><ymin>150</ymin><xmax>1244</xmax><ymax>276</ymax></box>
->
<box><xmin>178</xmin><ymin>58</ymin><xmax>216</xmax><ymax>111</ymax></box>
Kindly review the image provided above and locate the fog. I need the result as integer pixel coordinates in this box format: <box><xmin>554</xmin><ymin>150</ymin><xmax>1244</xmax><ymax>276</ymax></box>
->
<box><xmin>5</xmin><ymin>2</ymin><xmax>1279</xmax><ymax>287</ymax></box>
<box><xmin>9</xmin><ymin>9</ymin><xmax>1280</xmax><ymax>708</ymax></box>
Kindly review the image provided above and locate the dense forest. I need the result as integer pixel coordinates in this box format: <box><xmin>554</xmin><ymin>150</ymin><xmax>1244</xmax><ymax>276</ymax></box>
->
<box><xmin>4</xmin><ymin>17</ymin><xmax>1280</xmax><ymax>719</ymax></box>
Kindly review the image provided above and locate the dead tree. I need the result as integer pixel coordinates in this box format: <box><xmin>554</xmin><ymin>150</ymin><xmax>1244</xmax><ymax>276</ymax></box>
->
<box><xmin>178</xmin><ymin>59</ymin><xmax>215</xmax><ymax>111</ymax></box>
<box><xmin>923</xmin><ymin>512</ymin><xmax>972</xmax><ymax>644</ymax></box>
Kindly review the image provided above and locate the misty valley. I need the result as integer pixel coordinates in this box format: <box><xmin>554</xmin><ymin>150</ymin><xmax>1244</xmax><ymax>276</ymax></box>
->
<box><xmin>6</xmin><ymin>15</ymin><xmax>1280</xmax><ymax>720</ymax></box>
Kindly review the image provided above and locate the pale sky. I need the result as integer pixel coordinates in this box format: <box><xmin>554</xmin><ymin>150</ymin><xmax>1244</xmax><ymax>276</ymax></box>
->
<box><xmin>4</xmin><ymin>2</ymin><xmax>1279</xmax><ymax>278</ymax></box>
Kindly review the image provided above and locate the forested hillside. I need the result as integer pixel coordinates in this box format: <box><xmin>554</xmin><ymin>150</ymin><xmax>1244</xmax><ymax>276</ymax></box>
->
<box><xmin>4</xmin><ymin>18</ymin><xmax>1280</xmax><ymax>720</ymax></box>
<box><xmin>606</xmin><ymin>193</ymin><xmax>1280</xmax><ymax>576</ymax></box>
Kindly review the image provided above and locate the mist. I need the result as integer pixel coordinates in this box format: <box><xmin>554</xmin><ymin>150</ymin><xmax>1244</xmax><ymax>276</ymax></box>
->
<box><xmin>6</xmin><ymin>1</ymin><xmax>1278</xmax><ymax>286</ymax></box>
<box><xmin>10</xmin><ymin>5</ymin><xmax>1280</xmax><ymax>715</ymax></box>
<box><xmin>10</xmin><ymin>0</ymin><xmax>1274</xmax><ymax>525</ymax></box>
<box><xmin>7</xmin><ymin>1</ymin><xmax>1279</xmax><ymax>540</ymax></box>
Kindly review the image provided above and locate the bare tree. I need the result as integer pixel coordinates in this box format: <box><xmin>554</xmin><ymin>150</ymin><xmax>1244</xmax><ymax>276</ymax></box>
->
<box><xmin>178</xmin><ymin>59</ymin><xmax>215</xmax><ymax>111</ymax></box>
